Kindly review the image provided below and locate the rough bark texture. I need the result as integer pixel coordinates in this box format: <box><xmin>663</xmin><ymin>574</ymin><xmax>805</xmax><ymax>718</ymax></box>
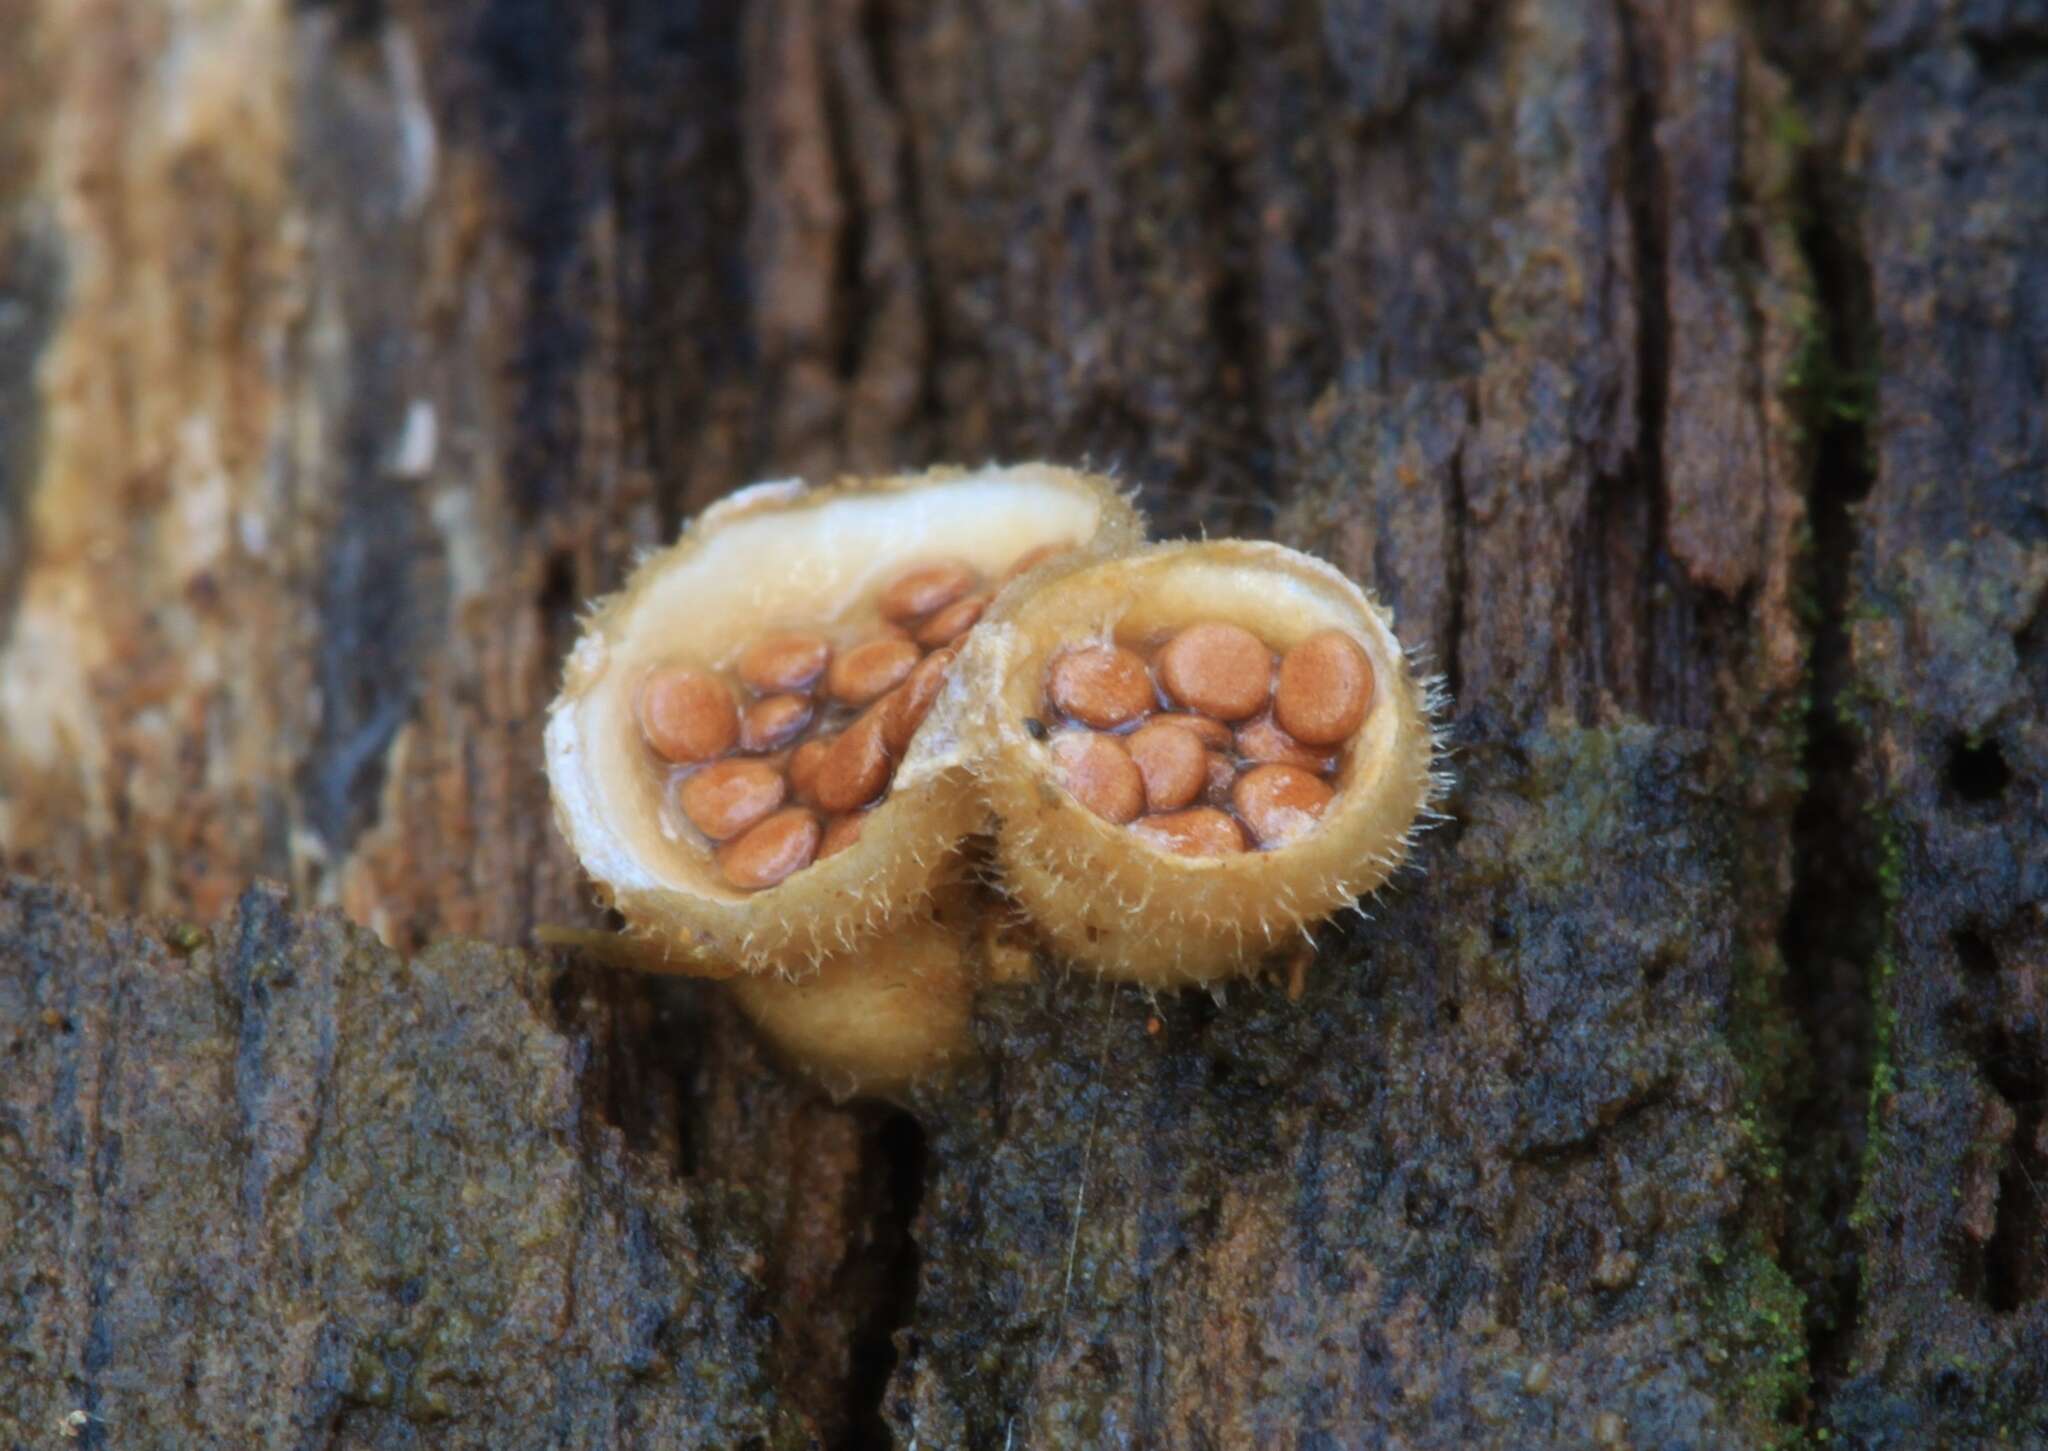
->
<box><xmin>0</xmin><ymin>877</ymin><xmax>814</xmax><ymax>1446</ymax></box>
<box><xmin>1815</xmin><ymin>26</ymin><xmax>2048</xmax><ymax>1445</ymax></box>
<box><xmin>0</xmin><ymin>0</ymin><xmax>2040</xmax><ymax>1447</ymax></box>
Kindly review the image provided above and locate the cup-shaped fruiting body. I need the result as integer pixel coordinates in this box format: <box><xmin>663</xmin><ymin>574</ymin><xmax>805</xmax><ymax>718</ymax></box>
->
<box><xmin>970</xmin><ymin>539</ymin><xmax>1437</xmax><ymax>985</ymax></box>
<box><xmin>726</xmin><ymin>885</ymin><xmax>979</xmax><ymax>1102</ymax></box>
<box><xmin>544</xmin><ymin>464</ymin><xmax>1142</xmax><ymax>974</ymax></box>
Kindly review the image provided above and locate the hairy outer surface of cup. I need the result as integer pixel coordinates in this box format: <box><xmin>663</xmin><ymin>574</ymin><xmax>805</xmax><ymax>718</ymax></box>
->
<box><xmin>726</xmin><ymin>888</ymin><xmax>979</xmax><ymax>1102</ymax></box>
<box><xmin>544</xmin><ymin>464</ymin><xmax>1141</xmax><ymax>975</ymax></box>
<box><xmin>968</xmin><ymin>539</ymin><xmax>1438</xmax><ymax>985</ymax></box>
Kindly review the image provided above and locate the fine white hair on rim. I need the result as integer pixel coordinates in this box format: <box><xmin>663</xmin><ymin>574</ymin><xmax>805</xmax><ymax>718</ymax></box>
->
<box><xmin>544</xmin><ymin>464</ymin><xmax>1145</xmax><ymax>979</ymax></box>
<box><xmin>970</xmin><ymin>537</ymin><xmax>1451</xmax><ymax>987</ymax></box>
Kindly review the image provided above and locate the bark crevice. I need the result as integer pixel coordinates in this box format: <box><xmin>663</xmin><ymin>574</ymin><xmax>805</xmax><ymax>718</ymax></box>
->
<box><xmin>1778</xmin><ymin>92</ymin><xmax>1880</xmax><ymax>1398</ymax></box>
<box><xmin>845</xmin><ymin>1109</ymin><xmax>928</xmax><ymax>1451</ymax></box>
<box><xmin>1615</xmin><ymin>0</ymin><xmax>1672</xmax><ymax>723</ymax></box>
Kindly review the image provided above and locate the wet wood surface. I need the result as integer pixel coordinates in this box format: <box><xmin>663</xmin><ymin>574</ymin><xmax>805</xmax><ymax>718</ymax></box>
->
<box><xmin>1</xmin><ymin>0</ymin><xmax>2043</xmax><ymax>1445</ymax></box>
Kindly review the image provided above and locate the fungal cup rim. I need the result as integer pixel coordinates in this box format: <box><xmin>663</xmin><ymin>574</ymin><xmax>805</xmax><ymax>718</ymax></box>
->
<box><xmin>976</xmin><ymin>538</ymin><xmax>1422</xmax><ymax>863</ymax></box>
<box><xmin>543</xmin><ymin>463</ymin><xmax>1143</xmax><ymax>972</ymax></box>
<box><xmin>967</xmin><ymin>536</ymin><xmax>1438</xmax><ymax>983</ymax></box>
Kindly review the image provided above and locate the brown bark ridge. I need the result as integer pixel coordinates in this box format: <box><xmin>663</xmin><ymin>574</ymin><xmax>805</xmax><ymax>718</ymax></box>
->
<box><xmin>0</xmin><ymin>0</ymin><xmax>2039</xmax><ymax>1446</ymax></box>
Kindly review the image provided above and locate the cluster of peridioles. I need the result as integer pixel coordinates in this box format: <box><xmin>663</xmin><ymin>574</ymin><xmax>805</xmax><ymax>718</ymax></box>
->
<box><xmin>544</xmin><ymin>465</ymin><xmax>1441</xmax><ymax>1100</ymax></box>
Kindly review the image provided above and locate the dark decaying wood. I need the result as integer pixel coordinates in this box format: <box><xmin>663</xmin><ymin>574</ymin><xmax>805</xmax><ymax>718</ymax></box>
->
<box><xmin>0</xmin><ymin>0</ymin><xmax>2042</xmax><ymax>1445</ymax></box>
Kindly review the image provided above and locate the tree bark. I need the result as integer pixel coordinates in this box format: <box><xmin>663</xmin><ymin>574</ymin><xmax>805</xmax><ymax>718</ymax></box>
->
<box><xmin>0</xmin><ymin>0</ymin><xmax>2040</xmax><ymax>1446</ymax></box>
